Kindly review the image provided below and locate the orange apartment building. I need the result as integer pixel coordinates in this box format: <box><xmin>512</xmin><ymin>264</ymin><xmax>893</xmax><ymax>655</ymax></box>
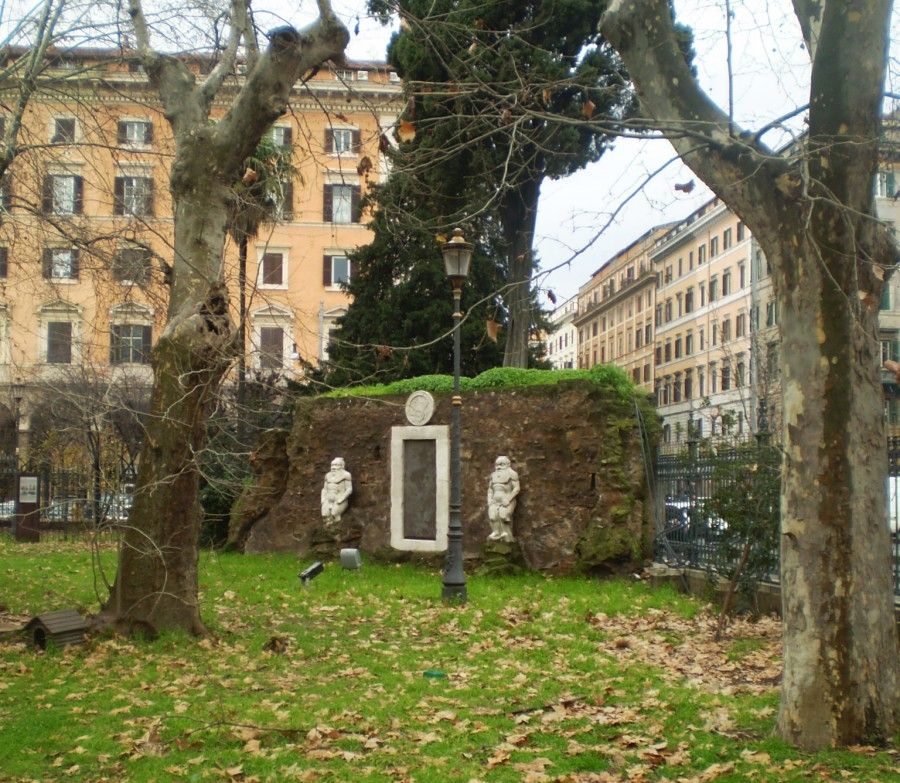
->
<box><xmin>0</xmin><ymin>48</ymin><xmax>401</xmax><ymax>462</ymax></box>
<box><xmin>573</xmin><ymin>225</ymin><xmax>672</xmax><ymax>394</ymax></box>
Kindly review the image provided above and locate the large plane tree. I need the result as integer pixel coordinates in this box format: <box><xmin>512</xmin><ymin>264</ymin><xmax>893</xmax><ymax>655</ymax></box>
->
<box><xmin>602</xmin><ymin>0</ymin><xmax>897</xmax><ymax>750</ymax></box>
<box><xmin>98</xmin><ymin>0</ymin><xmax>349</xmax><ymax>635</ymax></box>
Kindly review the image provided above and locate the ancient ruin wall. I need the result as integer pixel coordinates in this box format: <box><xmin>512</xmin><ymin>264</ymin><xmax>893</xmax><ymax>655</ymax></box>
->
<box><xmin>228</xmin><ymin>381</ymin><xmax>656</xmax><ymax>574</ymax></box>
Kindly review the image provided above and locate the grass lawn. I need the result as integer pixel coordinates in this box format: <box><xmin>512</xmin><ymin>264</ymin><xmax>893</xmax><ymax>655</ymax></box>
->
<box><xmin>0</xmin><ymin>536</ymin><xmax>897</xmax><ymax>782</ymax></box>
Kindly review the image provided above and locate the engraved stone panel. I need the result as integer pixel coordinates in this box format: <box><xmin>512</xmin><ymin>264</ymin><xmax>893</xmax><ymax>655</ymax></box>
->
<box><xmin>403</xmin><ymin>440</ymin><xmax>437</xmax><ymax>540</ymax></box>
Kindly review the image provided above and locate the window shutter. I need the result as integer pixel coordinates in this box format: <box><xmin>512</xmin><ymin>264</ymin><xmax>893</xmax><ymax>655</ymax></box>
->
<box><xmin>351</xmin><ymin>186</ymin><xmax>361</xmax><ymax>222</ymax></box>
<box><xmin>141</xmin><ymin>325</ymin><xmax>152</xmax><ymax>363</ymax></box>
<box><xmin>42</xmin><ymin>175</ymin><xmax>53</xmax><ymax>214</ymax></box>
<box><xmin>0</xmin><ymin>247</ymin><xmax>7</xmax><ymax>277</ymax></box>
<box><xmin>144</xmin><ymin>122</ymin><xmax>153</xmax><ymax>144</ymax></box>
<box><xmin>260</xmin><ymin>327</ymin><xmax>283</xmax><ymax>370</ymax></box>
<box><xmin>109</xmin><ymin>325</ymin><xmax>121</xmax><ymax>364</ymax></box>
<box><xmin>324</xmin><ymin>129</ymin><xmax>333</xmax><ymax>153</ymax></box>
<box><xmin>47</xmin><ymin>322</ymin><xmax>72</xmax><ymax>363</ymax></box>
<box><xmin>1</xmin><ymin>175</ymin><xmax>11</xmax><ymax>211</ymax></box>
<box><xmin>73</xmin><ymin>176</ymin><xmax>84</xmax><ymax>214</ymax></box>
<box><xmin>281</xmin><ymin>181</ymin><xmax>293</xmax><ymax>221</ymax></box>
<box><xmin>117</xmin><ymin>121</ymin><xmax>127</xmax><ymax>145</ymax></box>
<box><xmin>145</xmin><ymin>179</ymin><xmax>154</xmax><ymax>216</ymax></box>
<box><xmin>42</xmin><ymin>248</ymin><xmax>52</xmax><ymax>278</ymax></box>
<box><xmin>113</xmin><ymin>177</ymin><xmax>124</xmax><ymax>215</ymax></box>
<box><xmin>323</xmin><ymin>255</ymin><xmax>332</xmax><ymax>287</ymax></box>
<box><xmin>323</xmin><ymin>184</ymin><xmax>333</xmax><ymax>222</ymax></box>
<box><xmin>262</xmin><ymin>253</ymin><xmax>283</xmax><ymax>286</ymax></box>
<box><xmin>281</xmin><ymin>126</ymin><xmax>292</xmax><ymax>147</ymax></box>
<box><xmin>352</xmin><ymin>129</ymin><xmax>361</xmax><ymax>153</ymax></box>
<box><xmin>71</xmin><ymin>249</ymin><xmax>80</xmax><ymax>279</ymax></box>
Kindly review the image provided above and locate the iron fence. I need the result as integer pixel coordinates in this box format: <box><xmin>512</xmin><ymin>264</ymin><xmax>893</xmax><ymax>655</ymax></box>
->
<box><xmin>654</xmin><ymin>438</ymin><xmax>900</xmax><ymax>596</ymax></box>
<box><xmin>0</xmin><ymin>461</ymin><xmax>131</xmax><ymax>540</ymax></box>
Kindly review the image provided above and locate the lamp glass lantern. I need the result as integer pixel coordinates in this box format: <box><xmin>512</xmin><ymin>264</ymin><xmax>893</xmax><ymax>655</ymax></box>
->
<box><xmin>441</xmin><ymin>228</ymin><xmax>473</xmax><ymax>286</ymax></box>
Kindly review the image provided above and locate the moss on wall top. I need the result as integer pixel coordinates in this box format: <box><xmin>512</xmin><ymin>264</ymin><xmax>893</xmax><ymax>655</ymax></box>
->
<box><xmin>323</xmin><ymin>364</ymin><xmax>645</xmax><ymax>403</ymax></box>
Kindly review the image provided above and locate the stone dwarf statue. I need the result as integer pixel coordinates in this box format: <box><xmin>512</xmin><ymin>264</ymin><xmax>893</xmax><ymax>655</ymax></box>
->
<box><xmin>487</xmin><ymin>455</ymin><xmax>520</xmax><ymax>542</ymax></box>
<box><xmin>321</xmin><ymin>457</ymin><xmax>353</xmax><ymax>527</ymax></box>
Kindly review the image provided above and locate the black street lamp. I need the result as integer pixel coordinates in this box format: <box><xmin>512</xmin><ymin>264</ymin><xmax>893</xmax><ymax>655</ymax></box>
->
<box><xmin>441</xmin><ymin>227</ymin><xmax>473</xmax><ymax>603</ymax></box>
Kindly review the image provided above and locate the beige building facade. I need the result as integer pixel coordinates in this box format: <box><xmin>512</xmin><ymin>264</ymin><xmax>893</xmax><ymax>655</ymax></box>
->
<box><xmin>0</xmin><ymin>49</ymin><xmax>401</xmax><ymax>463</ymax></box>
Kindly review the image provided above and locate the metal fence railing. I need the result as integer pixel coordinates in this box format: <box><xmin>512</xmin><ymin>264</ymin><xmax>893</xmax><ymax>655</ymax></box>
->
<box><xmin>0</xmin><ymin>461</ymin><xmax>132</xmax><ymax>540</ymax></box>
<box><xmin>654</xmin><ymin>438</ymin><xmax>900</xmax><ymax>597</ymax></box>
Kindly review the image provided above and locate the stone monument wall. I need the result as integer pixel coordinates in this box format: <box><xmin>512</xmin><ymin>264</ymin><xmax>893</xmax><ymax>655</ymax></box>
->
<box><xmin>228</xmin><ymin>381</ymin><xmax>656</xmax><ymax>574</ymax></box>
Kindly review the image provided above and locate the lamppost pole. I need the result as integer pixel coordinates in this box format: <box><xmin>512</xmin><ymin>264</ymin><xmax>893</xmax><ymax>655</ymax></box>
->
<box><xmin>441</xmin><ymin>228</ymin><xmax>472</xmax><ymax>604</ymax></box>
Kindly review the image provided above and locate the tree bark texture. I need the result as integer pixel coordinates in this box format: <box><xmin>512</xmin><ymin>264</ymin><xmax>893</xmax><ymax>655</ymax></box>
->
<box><xmin>502</xmin><ymin>178</ymin><xmax>540</xmax><ymax>368</ymax></box>
<box><xmin>100</xmin><ymin>2</ymin><xmax>349</xmax><ymax>635</ymax></box>
<box><xmin>603</xmin><ymin>0</ymin><xmax>898</xmax><ymax>749</ymax></box>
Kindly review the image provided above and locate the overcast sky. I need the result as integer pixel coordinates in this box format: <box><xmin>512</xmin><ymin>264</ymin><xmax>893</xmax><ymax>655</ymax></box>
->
<box><xmin>266</xmin><ymin>1</ymin><xmax>900</xmax><ymax>301</ymax></box>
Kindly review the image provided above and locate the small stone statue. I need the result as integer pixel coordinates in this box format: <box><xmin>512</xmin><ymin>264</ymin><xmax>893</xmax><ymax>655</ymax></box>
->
<box><xmin>487</xmin><ymin>455</ymin><xmax>520</xmax><ymax>542</ymax></box>
<box><xmin>321</xmin><ymin>457</ymin><xmax>352</xmax><ymax>527</ymax></box>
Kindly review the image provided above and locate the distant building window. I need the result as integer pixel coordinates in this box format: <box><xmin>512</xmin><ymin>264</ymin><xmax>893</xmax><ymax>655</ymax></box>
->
<box><xmin>43</xmin><ymin>174</ymin><xmax>83</xmax><ymax>215</ymax></box>
<box><xmin>736</xmin><ymin>313</ymin><xmax>746</xmax><ymax>337</ymax></box>
<box><xmin>721</xmin><ymin>318</ymin><xmax>731</xmax><ymax>342</ymax></box>
<box><xmin>42</xmin><ymin>248</ymin><xmax>79</xmax><ymax>280</ymax></box>
<box><xmin>766</xmin><ymin>300</ymin><xmax>779</xmax><ymax>327</ymax></box>
<box><xmin>260</xmin><ymin>252</ymin><xmax>285</xmax><ymax>287</ymax></box>
<box><xmin>110</xmin><ymin>324</ymin><xmax>151</xmax><ymax>364</ymax></box>
<box><xmin>685</xmin><ymin>332</ymin><xmax>693</xmax><ymax>355</ymax></box>
<box><xmin>113</xmin><ymin>247</ymin><xmax>151</xmax><ymax>284</ymax></box>
<box><xmin>323</xmin><ymin>254</ymin><xmax>353</xmax><ymax>287</ymax></box>
<box><xmin>698</xmin><ymin>244</ymin><xmax>706</xmax><ymax>264</ymax></box>
<box><xmin>323</xmin><ymin>183</ymin><xmax>361</xmax><ymax>223</ymax></box>
<box><xmin>51</xmin><ymin>118</ymin><xmax>76</xmax><ymax>143</ymax></box>
<box><xmin>114</xmin><ymin>175</ymin><xmax>154</xmax><ymax>216</ymax></box>
<box><xmin>47</xmin><ymin>321</ymin><xmax>72</xmax><ymax>363</ymax></box>
<box><xmin>709</xmin><ymin>277</ymin><xmax>718</xmax><ymax>302</ymax></box>
<box><xmin>737</xmin><ymin>222</ymin><xmax>746</xmax><ymax>241</ymax></box>
<box><xmin>723</xmin><ymin>228</ymin><xmax>732</xmax><ymax>250</ymax></box>
<box><xmin>117</xmin><ymin>120</ymin><xmax>153</xmax><ymax>146</ymax></box>
<box><xmin>874</xmin><ymin>171</ymin><xmax>896</xmax><ymax>198</ymax></box>
<box><xmin>722</xmin><ymin>268</ymin><xmax>731</xmax><ymax>296</ymax></box>
<box><xmin>271</xmin><ymin>125</ymin><xmax>293</xmax><ymax>148</ymax></box>
<box><xmin>259</xmin><ymin>326</ymin><xmax>284</xmax><ymax>370</ymax></box>
<box><xmin>326</xmin><ymin>127</ymin><xmax>359</xmax><ymax>155</ymax></box>
<box><xmin>710</xmin><ymin>236</ymin><xmax>719</xmax><ymax>257</ymax></box>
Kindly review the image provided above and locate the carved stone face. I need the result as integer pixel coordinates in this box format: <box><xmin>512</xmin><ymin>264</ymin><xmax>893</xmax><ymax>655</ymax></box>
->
<box><xmin>495</xmin><ymin>456</ymin><xmax>510</xmax><ymax>469</ymax></box>
<box><xmin>331</xmin><ymin>458</ymin><xmax>345</xmax><ymax>471</ymax></box>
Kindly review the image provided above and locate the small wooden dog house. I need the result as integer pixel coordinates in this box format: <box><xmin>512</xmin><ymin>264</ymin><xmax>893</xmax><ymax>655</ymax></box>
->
<box><xmin>24</xmin><ymin>610</ymin><xmax>88</xmax><ymax>649</ymax></box>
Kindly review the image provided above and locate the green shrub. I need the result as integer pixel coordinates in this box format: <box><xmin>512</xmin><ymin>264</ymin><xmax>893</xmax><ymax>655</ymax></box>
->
<box><xmin>323</xmin><ymin>364</ymin><xmax>639</xmax><ymax>402</ymax></box>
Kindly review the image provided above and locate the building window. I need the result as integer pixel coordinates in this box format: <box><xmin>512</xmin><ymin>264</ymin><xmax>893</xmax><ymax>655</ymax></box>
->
<box><xmin>699</xmin><ymin>327</ymin><xmax>705</xmax><ymax>350</ymax></box>
<box><xmin>323</xmin><ymin>254</ymin><xmax>353</xmax><ymax>287</ymax></box>
<box><xmin>709</xmin><ymin>276</ymin><xmax>719</xmax><ymax>301</ymax></box>
<box><xmin>643</xmin><ymin>363</ymin><xmax>650</xmax><ymax>382</ymax></box>
<box><xmin>881</xmin><ymin>334</ymin><xmax>899</xmax><ymax>363</ymax></box>
<box><xmin>710</xmin><ymin>363</ymin><xmax>718</xmax><ymax>393</ymax></box>
<box><xmin>736</xmin><ymin>359</ymin><xmax>745</xmax><ymax>387</ymax></box>
<box><xmin>323</xmin><ymin>183</ymin><xmax>360</xmax><ymax>223</ymax></box>
<box><xmin>698</xmin><ymin>244</ymin><xmax>706</xmax><ymax>264</ymax></box>
<box><xmin>684</xmin><ymin>370</ymin><xmax>693</xmax><ymax>400</ymax></box>
<box><xmin>51</xmin><ymin>117</ymin><xmax>76</xmax><ymax>143</ymax></box>
<box><xmin>874</xmin><ymin>171</ymin><xmax>896</xmax><ymax>198</ymax></box>
<box><xmin>634</xmin><ymin>327</ymin><xmax>642</xmax><ymax>348</ymax></box>
<box><xmin>698</xmin><ymin>369</ymin><xmax>705</xmax><ymax>397</ymax></box>
<box><xmin>685</xmin><ymin>287</ymin><xmax>694</xmax><ymax>313</ymax></box>
<box><xmin>113</xmin><ymin>247</ymin><xmax>151</xmax><ymax>284</ymax></box>
<box><xmin>655</xmin><ymin>304</ymin><xmax>662</xmax><ymax>326</ymax></box>
<box><xmin>259</xmin><ymin>326</ymin><xmax>284</xmax><ymax>370</ymax></box>
<box><xmin>114</xmin><ymin>175</ymin><xmax>154</xmax><ymax>216</ymax></box>
<box><xmin>766</xmin><ymin>300</ymin><xmax>778</xmax><ymax>327</ymax></box>
<box><xmin>110</xmin><ymin>324</ymin><xmax>151</xmax><ymax>364</ymax></box>
<box><xmin>272</xmin><ymin>125</ymin><xmax>293</xmax><ymax>148</ymax></box>
<box><xmin>46</xmin><ymin>321</ymin><xmax>72</xmax><ymax>363</ymax></box>
<box><xmin>42</xmin><ymin>248</ymin><xmax>79</xmax><ymax>280</ymax></box>
<box><xmin>880</xmin><ymin>284</ymin><xmax>891</xmax><ymax>311</ymax></box>
<box><xmin>664</xmin><ymin>298</ymin><xmax>672</xmax><ymax>321</ymax></box>
<box><xmin>664</xmin><ymin>341</ymin><xmax>671</xmax><ymax>362</ymax></box>
<box><xmin>674</xmin><ymin>337</ymin><xmax>682</xmax><ymax>359</ymax></box>
<box><xmin>645</xmin><ymin>323</ymin><xmax>652</xmax><ymax>345</ymax></box>
<box><xmin>722</xmin><ymin>268</ymin><xmax>731</xmax><ymax>296</ymax></box>
<box><xmin>685</xmin><ymin>332</ymin><xmax>693</xmax><ymax>355</ymax></box>
<box><xmin>750</xmin><ymin>306</ymin><xmax>759</xmax><ymax>332</ymax></box>
<box><xmin>592</xmin><ymin>321</ymin><xmax>598</xmax><ymax>337</ymax></box>
<box><xmin>673</xmin><ymin>375</ymin><xmax>682</xmax><ymax>402</ymax></box>
<box><xmin>43</xmin><ymin>174</ymin><xmax>83</xmax><ymax>215</ymax></box>
<box><xmin>655</xmin><ymin>345</ymin><xmax>662</xmax><ymax>365</ymax></box>
<box><xmin>700</xmin><ymin>283</ymin><xmax>706</xmax><ymax>307</ymax></box>
<box><xmin>721</xmin><ymin>318</ymin><xmax>731</xmax><ymax>342</ymax></box>
<box><xmin>737</xmin><ymin>222</ymin><xmax>745</xmax><ymax>241</ymax></box>
<box><xmin>632</xmin><ymin>367</ymin><xmax>641</xmax><ymax>383</ymax></box>
<box><xmin>326</xmin><ymin>128</ymin><xmax>360</xmax><ymax>155</ymax></box>
<box><xmin>260</xmin><ymin>252</ymin><xmax>286</xmax><ymax>287</ymax></box>
<box><xmin>274</xmin><ymin>180</ymin><xmax>294</xmax><ymax>221</ymax></box>
<box><xmin>767</xmin><ymin>342</ymin><xmax>779</xmax><ymax>377</ymax></box>
<box><xmin>735</xmin><ymin>313</ymin><xmax>746</xmax><ymax>337</ymax></box>
<box><xmin>712</xmin><ymin>323</ymin><xmax>718</xmax><ymax>346</ymax></box>
<box><xmin>723</xmin><ymin>228</ymin><xmax>732</xmax><ymax>250</ymax></box>
<box><xmin>721</xmin><ymin>365</ymin><xmax>731</xmax><ymax>392</ymax></box>
<box><xmin>738</xmin><ymin>263</ymin><xmax>746</xmax><ymax>289</ymax></box>
<box><xmin>117</xmin><ymin>119</ymin><xmax>153</xmax><ymax>146</ymax></box>
<box><xmin>710</xmin><ymin>236</ymin><xmax>719</xmax><ymax>257</ymax></box>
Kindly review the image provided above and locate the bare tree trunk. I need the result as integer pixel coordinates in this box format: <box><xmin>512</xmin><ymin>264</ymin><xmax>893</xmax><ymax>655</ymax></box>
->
<box><xmin>97</xmin><ymin>0</ymin><xmax>349</xmax><ymax>636</ymax></box>
<box><xmin>602</xmin><ymin>0</ymin><xmax>898</xmax><ymax>749</ymax></box>
<box><xmin>237</xmin><ymin>233</ymin><xmax>249</xmax><ymax>448</ymax></box>
<box><xmin>502</xmin><ymin>179</ymin><xmax>540</xmax><ymax>368</ymax></box>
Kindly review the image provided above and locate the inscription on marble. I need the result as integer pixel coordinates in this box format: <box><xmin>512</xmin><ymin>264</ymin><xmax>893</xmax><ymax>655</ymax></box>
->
<box><xmin>403</xmin><ymin>439</ymin><xmax>437</xmax><ymax>540</ymax></box>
